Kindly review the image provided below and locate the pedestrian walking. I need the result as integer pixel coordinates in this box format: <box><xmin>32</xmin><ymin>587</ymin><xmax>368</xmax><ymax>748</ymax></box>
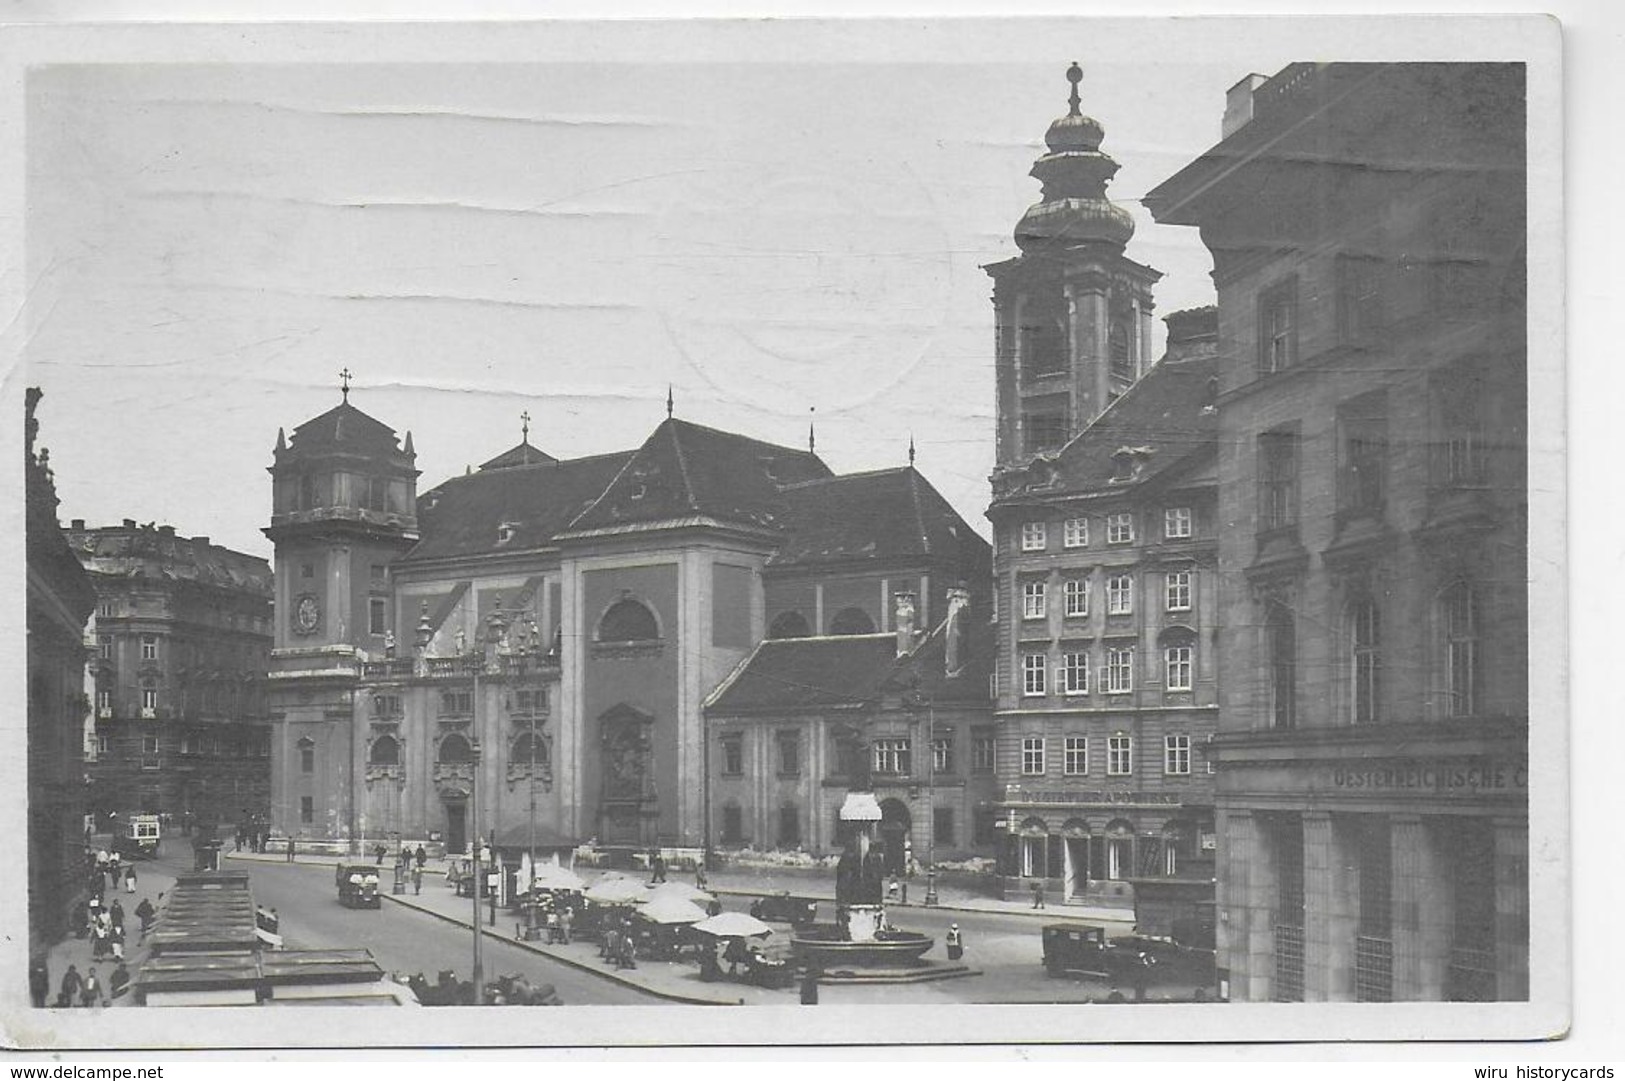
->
<box><xmin>29</xmin><ymin>957</ymin><xmax>49</xmax><ymax>1008</ymax></box>
<box><xmin>946</xmin><ymin>923</ymin><xmax>964</xmax><ymax>961</ymax></box>
<box><xmin>412</xmin><ymin>866</ymin><xmax>423</xmax><ymax>895</ymax></box>
<box><xmin>373</xmin><ymin>842</ymin><xmax>386</xmax><ymax>865</ymax></box>
<box><xmin>110</xmin><ymin>923</ymin><xmax>125</xmax><ymax>961</ymax></box>
<box><xmin>559</xmin><ymin>907</ymin><xmax>573</xmax><ymax>945</ymax></box>
<box><xmin>91</xmin><ymin>920</ymin><xmax>109</xmax><ymax>960</ymax></box>
<box><xmin>415</xmin><ymin>844</ymin><xmax>427</xmax><ymax>870</ymax></box>
<box><xmin>135</xmin><ymin>897</ymin><xmax>156</xmax><ymax>938</ymax></box>
<box><xmin>110</xmin><ymin>898</ymin><xmax>125</xmax><ymax>932</ymax></box>
<box><xmin>886</xmin><ymin>874</ymin><xmax>901</xmax><ymax>905</ymax></box>
<box><xmin>80</xmin><ymin>968</ymin><xmax>103</xmax><ymax>1008</ymax></box>
<box><xmin>58</xmin><ymin>964</ymin><xmax>81</xmax><ymax>1009</ymax></box>
<box><xmin>694</xmin><ymin>862</ymin><xmax>708</xmax><ymax>891</ymax></box>
<box><xmin>1030</xmin><ymin>879</ymin><xmax>1046</xmax><ymax>909</ymax></box>
<box><xmin>124</xmin><ymin>864</ymin><xmax>137</xmax><ymax>894</ymax></box>
<box><xmin>286</xmin><ymin>838</ymin><xmax>296</xmax><ymax>862</ymax></box>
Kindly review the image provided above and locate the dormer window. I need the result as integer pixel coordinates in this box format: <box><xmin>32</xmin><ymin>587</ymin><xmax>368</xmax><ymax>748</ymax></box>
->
<box><xmin>496</xmin><ymin>521</ymin><xmax>519</xmax><ymax>545</ymax></box>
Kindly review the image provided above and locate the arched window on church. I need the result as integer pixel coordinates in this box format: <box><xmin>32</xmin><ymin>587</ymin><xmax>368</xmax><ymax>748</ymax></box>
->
<box><xmin>368</xmin><ymin>735</ymin><xmax>400</xmax><ymax>766</ymax></box>
<box><xmin>511</xmin><ymin>731</ymin><xmax>549</xmax><ymax>769</ymax></box>
<box><xmin>597</xmin><ymin>598</ymin><xmax>659</xmax><ymax>643</ymax></box>
<box><xmin>828</xmin><ymin>607</ymin><xmax>876</xmax><ymax>636</ymax></box>
<box><xmin>768</xmin><ymin>610</ymin><xmax>812</xmax><ymax>639</ymax></box>
<box><xmin>1109</xmin><ymin>320</ymin><xmax>1133</xmax><ymax>381</ymax></box>
<box><xmin>297</xmin><ymin>737</ymin><xmax>315</xmax><ymax>774</ymax></box>
<box><xmin>437</xmin><ymin>733</ymin><xmax>473</xmax><ymax>764</ymax></box>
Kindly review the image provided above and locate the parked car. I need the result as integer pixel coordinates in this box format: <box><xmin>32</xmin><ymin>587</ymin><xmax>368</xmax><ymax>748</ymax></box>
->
<box><xmin>748</xmin><ymin>892</ymin><xmax>818</xmax><ymax>926</ymax></box>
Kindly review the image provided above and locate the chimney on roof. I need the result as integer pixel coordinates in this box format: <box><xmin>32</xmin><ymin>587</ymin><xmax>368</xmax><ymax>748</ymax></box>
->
<box><xmin>894</xmin><ymin>591</ymin><xmax>918</xmax><ymax>658</ymax></box>
<box><xmin>123</xmin><ymin>519</ymin><xmax>136</xmax><ymax>530</ymax></box>
<box><xmin>944</xmin><ymin>586</ymin><xmax>971</xmax><ymax>678</ymax></box>
<box><xmin>1222</xmin><ymin>73</ymin><xmax>1269</xmax><ymax>139</ymax></box>
<box><xmin>195</xmin><ymin>536</ymin><xmax>211</xmax><ymax>547</ymax></box>
<box><xmin>158</xmin><ymin>525</ymin><xmax>175</xmax><ymax>536</ymax></box>
<box><xmin>70</xmin><ymin>519</ymin><xmax>84</xmax><ymax>531</ymax></box>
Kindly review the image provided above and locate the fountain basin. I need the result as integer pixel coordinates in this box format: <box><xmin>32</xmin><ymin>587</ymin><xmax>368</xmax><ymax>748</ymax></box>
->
<box><xmin>790</xmin><ymin>924</ymin><xmax>935</xmax><ymax>969</ymax></box>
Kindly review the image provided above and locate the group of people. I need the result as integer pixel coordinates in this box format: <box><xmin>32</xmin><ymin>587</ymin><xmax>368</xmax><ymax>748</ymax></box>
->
<box><xmin>598</xmin><ymin>911</ymin><xmax>641</xmax><ymax>970</ymax></box>
<box><xmin>526</xmin><ymin>894</ymin><xmax>575</xmax><ymax>944</ymax></box>
<box><xmin>33</xmin><ymin>960</ymin><xmax>130</xmax><ymax>1008</ymax></box>
<box><xmin>233</xmin><ymin>813</ymin><xmax>272</xmax><ymax>853</ymax></box>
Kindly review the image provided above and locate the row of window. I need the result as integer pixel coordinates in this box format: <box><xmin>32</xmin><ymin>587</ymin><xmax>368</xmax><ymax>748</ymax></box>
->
<box><xmin>1255</xmin><ymin>375</ymin><xmax>1487</xmax><ymax>535</ymax></box>
<box><xmin>1020</xmin><ymin>643</ymin><xmax>1195</xmax><ymax>696</ymax></box>
<box><xmin>1017</xmin><ymin>733</ymin><xmax>1195</xmax><ymax>777</ymax></box>
<box><xmin>91</xmin><ymin>733</ymin><xmax>270</xmax><ymax>758</ymax></box>
<box><xmin>718</xmin><ymin>730</ymin><xmax>1000</xmax><ymax>778</ymax></box>
<box><xmin>1019</xmin><ymin>507</ymin><xmax>1193</xmax><ymax>553</ymax></box>
<box><xmin>1020</xmin><ymin>569</ymin><xmax>1193</xmax><ymax>620</ymax></box>
<box><xmin>1263</xmin><ymin>581</ymin><xmax>1481</xmax><ymax>728</ymax></box>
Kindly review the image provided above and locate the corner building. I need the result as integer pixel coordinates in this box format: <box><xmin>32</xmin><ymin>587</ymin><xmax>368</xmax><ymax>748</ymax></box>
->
<box><xmin>984</xmin><ymin>68</ymin><xmax>1218</xmax><ymax>909</ymax></box>
<box><xmin>1146</xmin><ymin>63</ymin><xmax>1529</xmax><ymax>1001</ymax></box>
<box><xmin>66</xmin><ymin>520</ymin><xmax>272</xmax><ymax>826</ymax></box>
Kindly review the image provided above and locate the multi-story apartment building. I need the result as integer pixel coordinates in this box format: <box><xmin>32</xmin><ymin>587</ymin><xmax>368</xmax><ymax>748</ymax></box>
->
<box><xmin>983</xmin><ymin>65</ymin><xmax>1217</xmax><ymax>907</ymax></box>
<box><xmin>1145</xmin><ymin>62</ymin><xmax>1528</xmax><ymax>1001</ymax></box>
<box><xmin>988</xmin><ymin>309</ymin><xmax>1220</xmax><ymax>905</ymax></box>
<box><xmin>66</xmin><ymin>520</ymin><xmax>274</xmax><ymax>827</ymax></box>
<box><xmin>26</xmin><ymin>388</ymin><xmax>97</xmax><ymax>954</ymax></box>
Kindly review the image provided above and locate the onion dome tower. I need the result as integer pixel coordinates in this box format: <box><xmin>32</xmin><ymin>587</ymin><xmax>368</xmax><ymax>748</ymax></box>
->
<box><xmin>989</xmin><ymin>63</ymin><xmax>1162</xmax><ymax>470</ymax></box>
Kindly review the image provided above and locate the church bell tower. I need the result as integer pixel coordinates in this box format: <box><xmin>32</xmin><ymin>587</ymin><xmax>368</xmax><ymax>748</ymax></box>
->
<box><xmin>990</xmin><ymin>63</ymin><xmax>1162</xmax><ymax>469</ymax></box>
<box><xmin>263</xmin><ymin>373</ymin><xmax>420</xmax><ymax>845</ymax></box>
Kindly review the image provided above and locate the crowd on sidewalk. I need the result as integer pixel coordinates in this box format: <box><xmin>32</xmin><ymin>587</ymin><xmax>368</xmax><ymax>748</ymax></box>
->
<box><xmin>30</xmin><ymin>842</ymin><xmax>173</xmax><ymax>1009</ymax></box>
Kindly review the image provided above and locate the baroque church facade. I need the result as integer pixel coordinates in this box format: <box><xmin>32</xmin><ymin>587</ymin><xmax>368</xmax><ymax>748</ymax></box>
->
<box><xmin>264</xmin><ymin>391</ymin><xmax>991</xmax><ymax>860</ymax></box>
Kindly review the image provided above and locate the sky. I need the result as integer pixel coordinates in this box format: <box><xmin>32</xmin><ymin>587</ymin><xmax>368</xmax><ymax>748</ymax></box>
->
<box><xmin>24</xmin><ymin>52</ymin><xmax>1288</xmax><ymax>557</ymax></box>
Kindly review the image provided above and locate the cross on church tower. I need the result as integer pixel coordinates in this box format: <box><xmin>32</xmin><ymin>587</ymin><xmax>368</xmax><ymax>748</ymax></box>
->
<box><xmin>340</xmin><ymin>367</ymin><xmax>353</xmax><ymax>403</ymax></box>
<box><xmin>521</xmin><ymin>410</ymin><xmax>531</xmax><ymax>443</ymax></box>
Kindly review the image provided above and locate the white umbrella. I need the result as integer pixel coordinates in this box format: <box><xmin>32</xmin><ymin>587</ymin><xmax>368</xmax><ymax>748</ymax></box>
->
<box><xmin>637</xmin><ymin>897</ymin><xmax>708</xmax><ymax>925</ymax></box>
<box><xmin>585</xmin><ymin>877</ymin><xmax>648</xmax><ymax>904</ymax></box>
<box><xmin>693</xmin><ymin>912</ymin><xmax>774</xmax><ymax>938</ymax></box>
<box><xmin>532</xmin><ymin>864</ymin><xmax>586</xmax><ymax>892</ymax></box>
<box><xmin>648</xmin><ymin>881</ymin><xmax>713</xmax><ymax>904</ymax></box>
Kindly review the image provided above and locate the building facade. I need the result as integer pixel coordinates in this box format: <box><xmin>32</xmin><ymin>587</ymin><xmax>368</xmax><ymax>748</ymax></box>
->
<box><xmin>1145</xmin><ymin>62</ymin><xmax>1529</xmax><ymax>1001</ymax></box>
<box><xmin>988</xmin><ymin>309</ymin><xmax>1221</xmax><ymax>905</ymax></box>
<box><xmin>704</xmin><ymin>465</ymin><xmax>995</xmax><ymax>867</ymax></box>
<box><xmin>26</xmin><ymin>388</ymin><xmax>97</xmax><ymax>953</ymax></box>
<box><xmin>982</xmin><ymin>68</ymin><xmax>1218</xmax><ymax>907</ymax></box>
<box><xmin>265</xmin><ymin>394</ymin><xmax>991</xmax><ymax>865</ymax></box>
<box><xmin>65</xmin><ymin>520</ymin><xmax>273</xmax><ymax>828</ymax></box>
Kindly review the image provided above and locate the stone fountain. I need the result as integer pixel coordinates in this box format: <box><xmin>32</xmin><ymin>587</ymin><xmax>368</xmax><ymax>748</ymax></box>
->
<box><xmin>789</xmin><ymin>792</ymin><xmax>969</xmax><ymax>983</ymax></box>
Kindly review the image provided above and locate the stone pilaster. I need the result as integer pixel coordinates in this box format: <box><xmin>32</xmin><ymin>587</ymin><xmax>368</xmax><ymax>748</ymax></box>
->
<box><xmin>1390</xmin><ymin>814</ymin><xmax>1453</xmax><ymax>999</ymax></box>
<box><xmin>1494</xmin><ymin>816</ymin><xmax>1529</xmax><ymax>1001</ymax></box>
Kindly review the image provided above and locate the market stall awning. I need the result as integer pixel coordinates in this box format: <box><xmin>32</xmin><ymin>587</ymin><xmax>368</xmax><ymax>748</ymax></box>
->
<box><xmin>637</xmin><ymin>897</ymin><xmax>708</xmax><ymax>925</ymax></box>
<box><xmin>693</xmin><ymin>912</ymin><xmax>774</xmax><ymax>938</ymax></box>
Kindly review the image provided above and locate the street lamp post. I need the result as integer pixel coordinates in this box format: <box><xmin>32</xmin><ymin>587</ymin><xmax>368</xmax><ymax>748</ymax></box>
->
<box><xmin>923</xmin><ymin>693</ymin><xmax>939</xmax><ymax>907</ymax></box>
<box><xmin>468</xmin><ymin>729</ymin><xmax>483</xmax><ymax>1003</ymax></box>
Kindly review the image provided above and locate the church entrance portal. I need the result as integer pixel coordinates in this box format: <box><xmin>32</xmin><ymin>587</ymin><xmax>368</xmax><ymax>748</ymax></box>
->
<box><xmin>444</xmin><ymin>801</ymin><xmax>467</xmax><ymax>855</ymax></box>
<box><xmin>598</xmin><ymin>704</ymin><xmax>657</xmax><ymax>848</ymax></box>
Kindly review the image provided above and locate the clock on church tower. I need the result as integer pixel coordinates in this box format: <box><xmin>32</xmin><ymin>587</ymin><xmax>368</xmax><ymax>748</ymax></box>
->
<box><xmin>264</xmin><ymin>373</ymin><xmax>421</xmax><ymax>654</ymax></box>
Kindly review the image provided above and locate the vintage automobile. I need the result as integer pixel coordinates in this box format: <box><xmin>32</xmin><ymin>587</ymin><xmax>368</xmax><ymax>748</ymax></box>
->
<box><xmin>336</xmin><ymin>863</ymin><xmax>382</xmax><ymax>909</ymax></box>
<box><xmin>1041</xmin><ymin>923</ymin><xmax>1112</xmax><ymax>977</ymax></box>
<box><xmin>748</xmin><ymin>892</ymin><xmax>818</xmax><ymax>926</ymax></box>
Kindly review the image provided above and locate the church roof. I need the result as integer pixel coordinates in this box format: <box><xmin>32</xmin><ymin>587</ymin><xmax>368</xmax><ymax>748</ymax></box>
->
<box><xmin>768</xmin><ymin>467</ymin><xmax>990</xmax><ymax>573</ymax></box>
<box><xmin>284</xmin><ymin>401</ymin><xmax>406</xmax><ymax>459</ymax></box>
<box><xmin>704</xmin><ymin>634</ymin><xmax>900</xmax><ymax>713</ymax></box>
<box><xmin>564</xmin><ymin>418</ymin><xmax>831</xmax><ymax>536</ymax></box>
<box><xmin>479</xmin><ymin>441</ymin><xmax>558</xmax><ymax>471</ymax></box>
<box><xmin>399</xmin><ymin>451</ymin><xmax>634</xmax><ymax>563</ymax></box>
<box><xmin>705</xmin><ymin>610</ymin><xmax>994</xmax><ymax>715</ymax></box>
